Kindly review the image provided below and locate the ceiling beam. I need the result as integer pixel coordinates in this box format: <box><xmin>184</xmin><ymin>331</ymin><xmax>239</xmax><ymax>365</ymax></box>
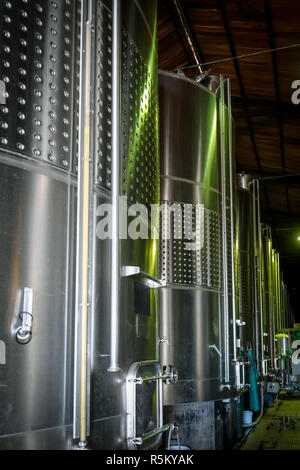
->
<box><xmin>217</xmin><ymin>0</ymin><xmax>271</xmax><ymax>211</ymax></box>
<box><xmin>164</xmin><ymin>0</ymin><xmax>196</xmax><ymax>68</ymax></box>
<box><xmin>172</xmin><ymin>0</ymin><xmax>206</xmax><ymax>75</ymax></box>
<box><xmin>264</xmin><ymin>0</ymin><xmax>290</xmax><ymax>213</ymax></box>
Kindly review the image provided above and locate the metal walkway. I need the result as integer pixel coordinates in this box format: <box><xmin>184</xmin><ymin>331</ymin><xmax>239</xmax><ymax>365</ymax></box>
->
<box><xmin>240</xmin><ymin>392</ymin><xmax>300</xmax><ymax>450</ymax></box>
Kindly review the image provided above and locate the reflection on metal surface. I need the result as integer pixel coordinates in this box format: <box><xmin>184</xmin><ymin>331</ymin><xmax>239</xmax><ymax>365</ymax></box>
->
<box><xmin>237</xmin><ymin>175</ymin><xmax>293</xmax><ymax>382</ymax></box>
<box><xmin>159</xmin><ymin>71</ymin><xmax>237</xmax><ymax>407</ymax></box>
<box><xmin>0</xmin><ymin>0</ymin><xmax>160</xmax><ymax>450</ymax></box>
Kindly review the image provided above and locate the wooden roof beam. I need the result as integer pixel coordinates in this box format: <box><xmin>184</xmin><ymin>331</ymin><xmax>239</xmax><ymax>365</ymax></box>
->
<box><xmin>217</xmin><ymin>0</ymin><xmax>271</xmax><ymax>211</ymax></box>
<box><xmin>264</xmin><ymin>0</ymin><xmax>290</xmax><ymax>212</ymax></box>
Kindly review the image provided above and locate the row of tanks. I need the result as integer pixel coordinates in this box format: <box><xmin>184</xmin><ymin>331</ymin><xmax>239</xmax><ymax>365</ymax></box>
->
<box><xmin>159</xmin><ymin>71</ymin><xmax>295</xmax><ymax>449</ymax></box>
<box><xmin>0</xmin><ymin>0</ymin><xmax>294</xmax><ymax>450</ymax></box>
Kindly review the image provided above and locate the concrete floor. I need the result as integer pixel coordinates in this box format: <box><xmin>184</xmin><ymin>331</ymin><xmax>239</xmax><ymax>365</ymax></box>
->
<box><xmin>240</xmin><ymin>392</ymin><xmax>300</xmax><ymax>450</ymax></box>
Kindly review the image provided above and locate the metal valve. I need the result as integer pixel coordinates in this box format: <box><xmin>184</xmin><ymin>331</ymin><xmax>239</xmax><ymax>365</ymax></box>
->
<box><xmin>163</xmin><ymin>365</ymin><xmax>178</xmax><ymax>385</ymax></box>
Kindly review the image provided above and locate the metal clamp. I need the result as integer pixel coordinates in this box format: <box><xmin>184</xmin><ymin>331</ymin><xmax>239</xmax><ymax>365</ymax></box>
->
<box><xmin>16</xmin><ymin>288</ymin><xmax>33</xmax><ymax>345</ymax></box>
<box><xmin>126</xmin><ymin>360</ymin><xmax>176</xmax><ymax>449</ymax></box>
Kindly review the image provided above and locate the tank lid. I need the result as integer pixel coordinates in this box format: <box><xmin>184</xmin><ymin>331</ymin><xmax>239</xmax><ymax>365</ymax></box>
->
<box><xmin>237</xmin><ymin>173</ymin><xmax>253</xmax><ymax>191</ymax></box>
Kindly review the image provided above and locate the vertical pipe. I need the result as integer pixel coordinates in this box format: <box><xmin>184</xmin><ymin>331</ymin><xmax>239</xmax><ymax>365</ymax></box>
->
<box><xmin>74</xmin><ymin>0</ymin><xmax>93</xmax><ymax>445</ymax></box>
<box><xmin>285</xmin><ymin>283</ymin><xmax>288</xmax><ymax>329</ymax></box>
<box><xmin>220</xmin><ymin>76</ymin><xmax>230</xmax><ymax>384</ymax></box>
<box><xmin>256</xmin><ymin>181</ymin><xmax>265</xmax><ymax>374</ymax></box>
<box><xmin>271</xmin><ymin>251</ymin><xmax>276</xmax><ymax>363</ymax></box>
<box><xmin>286</xmin><ymin>287</ymin><xmax>288</xmax><ymax>327</ymax></box>
<box><xmin>274</xmin><ymin>251</ymin><xmax>277</xmax><ymax>333</ymax></box>
<box><xmin>80</xmin><ymin>21</ymin><xmax>92</xmax><ymax>443</ymax></box>
<box><xmin>227</xmin><ymin>79</ymin><xmax>238</xmax><ymax>386</ymax></box>
<box><xmin>282</xmin><ymin>281</ymin><xmax>284</xmax><ymax>329</ymax></box>
<box><xmin>275</xmin><ymin>253</ymin><xmax>279</xmax><ymax>332</ymax></box>
<box><xmin>278</xmin><ymin>257</ymin><xmax>281</xmax><ymax>330</ymax></box>
<box><xmin>273</xmin><ymin>251</ymin><xmax>278</xmax><ymax>334</ymax></box>
<box><xmin>277</xmin><ymin>253</ymin><xmax>281</xmax><ymax>330</ymax></box>
<box><xmin>109</xmin><ymin>0</ymin><xmax>121</xmax><ymax>373</ymax></box>
<box><xmin>268</xmin><ymin>234</ymin><xmax>275</xmax><ymax>368</ymax></box>
<box><xmin>252</xmin><ymin>181</ymin><xmax>260</xmax><ymax>369</ymax></box>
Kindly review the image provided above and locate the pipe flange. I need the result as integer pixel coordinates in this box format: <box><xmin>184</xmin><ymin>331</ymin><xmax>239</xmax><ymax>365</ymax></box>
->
<box><xmin>16</xmin><ymin>327</ymin><xmax>32</xmax><ymax>345</ymax></box>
